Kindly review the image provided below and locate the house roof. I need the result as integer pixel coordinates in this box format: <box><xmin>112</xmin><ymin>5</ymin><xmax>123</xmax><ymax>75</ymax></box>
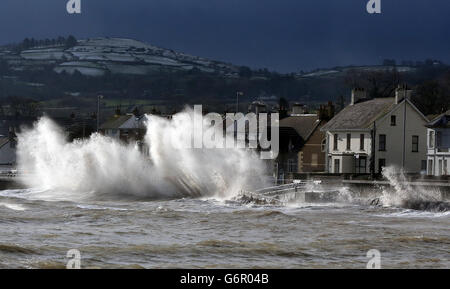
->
<box><xmin>279</xmin><ymin>115</ymin><xmax>321</xmax><ymax>141</ymax></box>
<box><xmin>0</xmin><ymin>137</ymin><xmax>10</xmax><ymax>148</ymax></box>
<box><xmin>426</xmin><ymin>114</ymin><xmax>440</xmax><ymax>122</ymax></box>
<box><xmin>321</xmin><ymin>97</ymin><xmax>396</xmax><ymax>131</ymax></box>
<box><xmin>100</xmin><ymin>115</ymin><xmax>133</xmax><ymax>130</ymax></box>
<box><xmin>426</xmin><ymin>110</ymin><xmax>450</xmax><ymax>128</ymax></box>
<box><xmin>100</xmin><ymin>114</ymin><xmax>148</xmax><ymax>130</ymax></box>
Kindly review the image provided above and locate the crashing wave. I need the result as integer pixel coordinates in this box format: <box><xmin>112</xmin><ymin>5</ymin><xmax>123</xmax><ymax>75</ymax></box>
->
<box><xmin>370</xmin><ymin>166</ymin><xmax>450</xmax><ymax>212</ymax></box>
<box><xmin>16</xmin><ymin>110</ymin><xmax>269</xmax><ymax>201</ymax></box>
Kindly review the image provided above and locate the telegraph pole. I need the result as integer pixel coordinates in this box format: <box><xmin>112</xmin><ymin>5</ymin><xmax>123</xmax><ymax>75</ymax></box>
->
<box><xmin>97</xmin><ymin>94</ymin><xmax>104</xmax><ymax>132</ymax></box>
<box><xmin>402</xmin><ymin>87</ymin><xmax>407</xmax><ymax>170</ymax></box>
<box><xmin>236</xmin><ymin>91</ymin><xmax>243</xmax><ymax>113</ymax></box>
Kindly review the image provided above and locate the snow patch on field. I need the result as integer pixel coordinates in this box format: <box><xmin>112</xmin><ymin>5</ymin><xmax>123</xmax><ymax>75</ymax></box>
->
<box><xmin>54</xmin><ymin>66</ymin><xmax>106</xmax><ymax>77</ymax></box>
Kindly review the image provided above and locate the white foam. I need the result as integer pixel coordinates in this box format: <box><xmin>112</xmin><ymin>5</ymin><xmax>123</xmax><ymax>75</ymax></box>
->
<box><xmin>76</xmin><ymin>204</ymin><xmax>128</xmax><ymax>211</ymax></box>
<box><xmin>16</xmin><ymin>111</ymin><xmax>268</xmax><ymax>201</ymax></box>
<box><xmin>379</xmin><ymin>166</ymin><xmax>444</xmax><ymax>207</ymax></box>
<box><xmin>0</xmin><ymin>202</ymin><xmax>26</xmax><ymax>211</ymax></box>
<box><xmin>374</xmin><ymin>209</ymin><xmax>450</xmax><ymax>218</ymax></box>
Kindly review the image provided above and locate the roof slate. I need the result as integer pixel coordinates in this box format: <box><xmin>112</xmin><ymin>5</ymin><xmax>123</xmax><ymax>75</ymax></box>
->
<box><xmin>0</xmin><ymin>137</ymin><xmax>11</xmax><ymax>148</ymax></box>
<box><xmin>321</xmin><ymin>98</ymin><xmax>396</xmax><ymax>131</ymax></box>
<box><xmin>99</xmin><ymin>115</ymin><xmax>133</xmax><ymax>130</ymax></box>
<box><xmin>279</xmin><ymin>115</ymin><xmax>321</xmax><ymax>141</ymax></box>
<box><xmin>426</xmin><ymin>110</ymin><xmax>450</xmax><ymax>128</ymax></box>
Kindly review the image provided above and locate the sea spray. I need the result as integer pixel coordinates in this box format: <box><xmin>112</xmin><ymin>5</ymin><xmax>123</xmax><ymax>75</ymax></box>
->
<box><xmin>17</xmin><ymin>110</ymin><xmax>269</xmax><ymax>201</ymax></box>
<box><xmin>380</xmin><ymin>166</ymin><xmax>443</xmax><ymax>209</ymax></box>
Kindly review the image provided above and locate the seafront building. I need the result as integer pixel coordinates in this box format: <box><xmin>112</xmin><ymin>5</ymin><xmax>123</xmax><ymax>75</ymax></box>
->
<box><xmin>99</xmin><ymin>110</ymin><xmax>149</xmax><ymax>154</ymax></box>
<box><xmin>321</xmin><ymin>86</ymin><xmax>429</xmax><ymax>174</ymax></box>
<box><xmin>275</xmin><ymin>103</ymin><xmax>333</xmax><ymax>180</ymax></box>
<box><xmin>426</xmin><ymin>110</ymin><xmax>450</xmax><ymax>176</ymax></box>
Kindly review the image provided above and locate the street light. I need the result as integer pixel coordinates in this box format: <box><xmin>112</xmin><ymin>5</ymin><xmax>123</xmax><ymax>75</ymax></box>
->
<box><xmin>97</xmin><ymin>94</ymin><xmax>104</xmax><ymax>132</ymax></box>
<box><xmin>236</xmin><ymin>91</ymin><xmax>244</xmax><ymax>113</ymax></box>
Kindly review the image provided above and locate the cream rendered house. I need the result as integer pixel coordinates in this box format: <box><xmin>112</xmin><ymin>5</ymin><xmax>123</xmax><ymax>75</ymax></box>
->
<box><xmin>321</xmin><ymin>86</ymin><xmax>428</xmax><ymax>174</ymax></box>
<box><xmin>426</xmin><ymin>110</ymin><xmax>450</xmax><ymax>176</ymax></box>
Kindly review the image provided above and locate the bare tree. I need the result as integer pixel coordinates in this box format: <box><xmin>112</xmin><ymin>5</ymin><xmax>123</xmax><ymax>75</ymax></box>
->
<box><xmin>345</xmin><ymin>68</ymin><xmax>401</xmax><ymax>98</ymax></box>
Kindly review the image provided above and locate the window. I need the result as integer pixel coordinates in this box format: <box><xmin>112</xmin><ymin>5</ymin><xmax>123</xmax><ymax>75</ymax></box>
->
<box><xmin>429</xmin><ymin>131</ymin><xmax>435</xmax><ymax>148</ymax></box>
<box><xmin>379</xmin><ymin>134</ymin><xmax>386</xmax><ymax>151</ymax></box>
<box><xmin>321</xmin><ymin>138</ymin><xmax>327</xmax><ymax>152</ymax></box>
<box><xmin>334</xmin><ymin>159</ymin><xmax>340</xmax><ymax>174</ymax></box>
<box><xmin>333</xmin><ymin>134</ymin><xmax>338</xmax><ymax>151</ymax></box>
<box><xmin>287</xmin><ymin>159</ymin><xmax>297</xmax><ymax>173</ymax></box>
<box><xmin>436</xmin><ymin>131</ymin><xmax>442</xmax><ymax>147</ymax></box>
<box><xmin>412</xmin><ymin>135</ymin><xmax>419</xmax><ymax>152</ymax></box>
<box><xmin>421</xmin><ymin>160</ymin><xmax>427</xmax><ymax>172</ymax></box>
<box><xmin>355</xmin><ymin>156</ymin><xmax>367</xmax><ymax>173</ymax></box>
<box><xmin>360</xmin><ymin>134</ymin><xmax>365</xmax><ymax>150</ymax></box>
<box><xmin>428</xmin><ymin>159</ymin><xmax>433</xmax><ymax>175</ymax></box>
<box><xmin>391</xmin><ymin>115</ymin><xmax>396</xmax><ymax>126</ymax></box>
<box><xmin>346</xmin><ymin>134</ymin><xmax>351</xmax><ymax>150</ymax></box>
<box><xmin>378</xmin><ymin>159</ymin><xmax>386</xmax><ymax>173</ymax></box>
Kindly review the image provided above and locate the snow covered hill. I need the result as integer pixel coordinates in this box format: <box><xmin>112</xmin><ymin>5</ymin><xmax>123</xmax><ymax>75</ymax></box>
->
<box><xmin>2</xmin><ymin>37</ymin><xmax>240</xmax><ymax>77</ymax></box>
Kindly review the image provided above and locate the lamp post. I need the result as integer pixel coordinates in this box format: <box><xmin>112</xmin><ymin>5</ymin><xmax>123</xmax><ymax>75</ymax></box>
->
<box><xmin>236</xmin><ymin>91</ymin><xmax>244</xmax><ymax>113</ymax></box>
<box><xmin>97</xmin><ymin>94</ymin><xmax>104</xmax><ymax>132</ymax></box>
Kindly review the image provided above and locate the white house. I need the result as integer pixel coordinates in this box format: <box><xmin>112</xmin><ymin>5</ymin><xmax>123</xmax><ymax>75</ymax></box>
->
<box><xmin>100</xmin><ymin>113</ymin><xmax>147</xmax><ymax>141</ymax></box>
<box><xmin>426</xmin><ymin>110</ymin><xmax>450</xmax><ymax>176</ymax></box>
<box><xmin>321</xmin><ymin>86</ymin><xmax>429</xmax><ymax>174</ymax></box>
<box><xmin>99</xmin><ymin>113</ymin><xmax>149</xmax><ymax>155</ymax></box>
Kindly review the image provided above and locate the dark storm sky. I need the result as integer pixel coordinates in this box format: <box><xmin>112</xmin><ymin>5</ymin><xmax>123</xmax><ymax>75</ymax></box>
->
<box><xmin>0</xmin><ymin>0</ymin><xmax>449</xmax><ymax>72</ymax></box>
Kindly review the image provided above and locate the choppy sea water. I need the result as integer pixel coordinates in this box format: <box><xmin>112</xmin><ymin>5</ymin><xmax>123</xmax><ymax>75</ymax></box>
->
<box><xmin>0</xmin><ymin>188</ymin><xmax>448</xmax><ymax>269</ymax></box>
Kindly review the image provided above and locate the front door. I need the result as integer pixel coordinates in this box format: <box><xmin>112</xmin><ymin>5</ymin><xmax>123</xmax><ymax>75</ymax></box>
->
<box><xmin>334</xmin><ymin>159</ymin><xmax>340</xmax><ymax>174</ymax></box>
<box><xmin>378</xmin><ymin>159</ymin><xmax>386</xmax><ymax>174</ymax></box>
<box><xmin>355</xmin><ymin>156</ymin><xmax>367</xmax><ymax>173</ymax></box>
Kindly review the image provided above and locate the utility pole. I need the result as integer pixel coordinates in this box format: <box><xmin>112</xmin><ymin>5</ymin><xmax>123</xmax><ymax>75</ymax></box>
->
<box><xmin>371</xmin><ymin>121</ymin><xmax>376</xmax><ymax>178</ymax></box>
<box><xmin>82</xmin><ymin>116</ymin><xmax>86</xmax><ymax>138</ymax></box>
<box><xmin>236</xmin><ymin>91</ymin><xmax>243</xmax><ymax>113</ymax></box>
<box><xmin>402</xmin><ymin>87</ymin><xmax>407</xmax><ymax>170</ymax></box>
<box><xmin>97</xmin><ymin>94</ymin><xmax>104</xmax><ymax>132</ymax></box>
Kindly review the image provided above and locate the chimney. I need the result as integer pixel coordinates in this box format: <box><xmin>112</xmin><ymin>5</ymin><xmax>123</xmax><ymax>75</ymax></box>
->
<box><xmin>291</xmin><ymin>103</ymin><xmax>306</xmax><ymax>115</ymax></box>
<box><xmin>8</xmin><ymin>127</ymin><xmax>16</xmax><ymax>141</ymax></box>
<box><xmin>115</xmin><ymin>106</ymin><xmax>121</xmax><ymax>116</ymax></box>
<box><xmin>326</xmin><ymin>101</ymin><xmax>335</xmax><ymax>120</ymax></box>
<box><xmin>132</xmin><ymin>107</ymin><xmax>140</xmax><ymax>117</ymax></box>
<box><xmin>395</xmin><ymin>84</ymin><xmax>412</xmax><ymax>104</ymax></box>
<box><xmin>351</xmin><ymin>88</ymin><xmax>366</xmax><ymax>105</ymax></box>
<box><xmin>318</xmin><ymin>102</ymin><xmax>335</xmax><ymax>121</ymax></box>
<box><xmin>8</xmin><ymin>126</ymin><xmax>15</xmax><ymax>138</ymax></box>
<box><xmin>249</xmin><ymin>101</ymin><xmax>267</xmax><ymax>114</ymax></box>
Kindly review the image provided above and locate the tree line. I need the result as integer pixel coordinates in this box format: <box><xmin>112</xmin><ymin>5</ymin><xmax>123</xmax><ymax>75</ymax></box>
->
<box><xmin>12</xmin><ymin>35</ymin><xmax>78</xmax><ymax>52</ymax></box>
<box><xmin>344</xmin><ymin>65</ymin><xmax>450</xmax><ymax>116</ymax></box>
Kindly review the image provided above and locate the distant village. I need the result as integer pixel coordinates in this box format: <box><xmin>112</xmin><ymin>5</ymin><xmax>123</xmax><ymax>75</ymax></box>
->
<box><xmin>0</xmin><ymin>84</ymin><xmax>449</xmax><ymax>184</ymax></box>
